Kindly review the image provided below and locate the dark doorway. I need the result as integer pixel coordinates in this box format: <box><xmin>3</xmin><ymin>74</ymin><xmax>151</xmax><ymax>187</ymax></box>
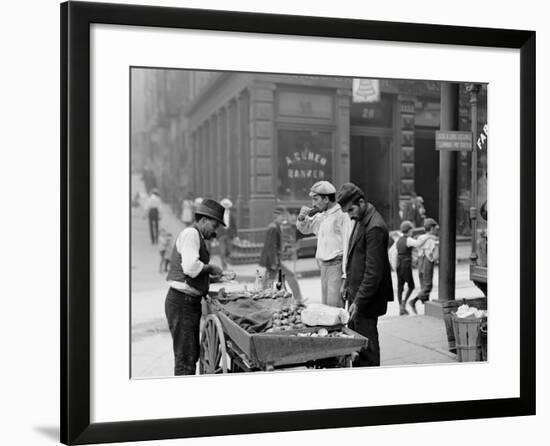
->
<box><xmin>414</xmin><ymin>129</ymin><xmax>439</xmax><ymax>221</ymax></box>
<box><xmin>350</xmin><ymin>134</ymin><xmax>393</xmax><ymax>225</ymax></box>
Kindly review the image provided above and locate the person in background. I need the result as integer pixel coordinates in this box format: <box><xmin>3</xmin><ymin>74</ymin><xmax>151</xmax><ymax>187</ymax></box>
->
<box><xmin>193</xmin><ymin>197</ymin><xmax>203</xmax><ymax>210</ymax></box>
<box><xmin>181</xmin><ymin>192</ymin><xmax>195</xmax><ymax>227</ymax></box>
<box><xmin>164</xmin><ymin>199</ymin><xmax>225</xmax><ymax>375</ymax></box>
<box><xmin>408</xmin><ymin>218</ymin><xmax>439</xmax><ymax>314</ymax></box>
<box><xmin>144</xmin><ymin>188</ymin><xmax>161</xmax><ymax>244</ymax></box>
<box><xmin>337</xmin><ymin>182</ymin><xmax>393</xmax><ymax>367</ymax></box>
<box><xmin>158</xmin><ymin>229</ymin><xmax>168</xmax><ymax>273</ymax></box>
<box><xmin>296</xmin><ymin>181</ymin><xmax>351</xmax><ymax>308</ymax></box>
<box><xmin>395</xmin><ymin>220</ymin><xmax>416</xmax><ymax>315</ymax></box>
<box><xmin>158</xmin><ymin>230</ymin><xmax>173</xmax><ymax>273</ymax></box>
<box><xmin>217</xmin><ymin>198</ymin><xmax>237</xmax><ymax>270</ymax></box>
<box><xmin>259</xmin><ymin>206</ymin><xmax>303</xmax><ymax>302</ymax></box>
<box><xmin>402</xmin><ymin>191</ymin><xmax>424</xmax><ymax>228</ymax></box>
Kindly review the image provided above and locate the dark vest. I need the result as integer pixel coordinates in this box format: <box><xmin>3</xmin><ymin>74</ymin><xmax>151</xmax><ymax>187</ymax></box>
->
<box><xmin>166</xmin><ymin>225</ymin><xmax>210</xmax><ymax>295</ymax></box>
<box><xmin>396</xmin><ymin>236</ymin><xmax>412</xmax><ymax>266</ymax></box>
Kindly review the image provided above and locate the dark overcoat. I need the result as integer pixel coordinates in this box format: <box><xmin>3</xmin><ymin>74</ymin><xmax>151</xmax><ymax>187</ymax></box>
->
<box><xmin>259</xmin><ymin>222</ymin><xmax>281</xmax><ymax>270</ymax></box>
<box><xmin>345</xmin><ymin>203</ymin><xmax>394</xmax><ymax>317</ymax></box>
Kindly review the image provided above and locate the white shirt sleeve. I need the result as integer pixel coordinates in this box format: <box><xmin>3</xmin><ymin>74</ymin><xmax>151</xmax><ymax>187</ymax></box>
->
<box><xmin>341</xmin><ymin>212</ymin><xmax>353</xmax><ymax>277</ymax></box>
<box><xmin>406</xmin><ymin>236</ymin><xmax>425</xmax><ymax>248</ymax></box>
<box><xmin>296</xmin><ymin>213</ymin><xmax>322</xmax><ymax>235</ymax></box>
<box><xmin>424</xmin><ymin>237</ymin><xmax>438</xmax><ymax>262</ymax></box>
<box><xmin>176</xmin><ymin>228</ymin><xmax>205</xmax><ymax>278</ymax></box>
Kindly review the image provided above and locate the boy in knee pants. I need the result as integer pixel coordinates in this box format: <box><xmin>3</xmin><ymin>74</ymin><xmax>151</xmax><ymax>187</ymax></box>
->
<box><xmin>409</xmin><ymin>218</ymin><xmax>439</xmax><ymax>314</ymax></box>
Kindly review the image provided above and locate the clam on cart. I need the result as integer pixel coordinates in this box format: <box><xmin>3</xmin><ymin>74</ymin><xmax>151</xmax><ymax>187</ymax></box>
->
<box><xmin>199</xmin><ymin>287</ymin><xmax>368</xmax><ymax>373</ymax></box>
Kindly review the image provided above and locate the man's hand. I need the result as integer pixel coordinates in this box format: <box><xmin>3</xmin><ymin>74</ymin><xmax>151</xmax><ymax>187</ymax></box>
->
<box><xmin>297</xmin><ymin>206</ymin><xmax>310</xmax><ymax>222</ymax></box>
<box><xmin>340</xmin><ymin>281</ymin><xmax>346</xmax><ymax>297</ymax></box>
<box><xmin>208</xmin><ymin>264</ymin><xmax>223</xmax><ymax>277</ymax></box>
<box><xmin>348</xmin><ymin>302</ymin><xmax>357</xmax><ymax>321</ymax></box>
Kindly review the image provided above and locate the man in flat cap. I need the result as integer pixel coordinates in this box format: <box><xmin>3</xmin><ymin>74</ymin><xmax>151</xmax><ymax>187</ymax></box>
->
<box><xmin>337</xmin><ymin>182</ymin><xmax>393</xmax><ymax>367</ymax></box>
<box><xmin>164</xmin><ymin>199</ymin><xmax>225</xmax><ymax>375</ymax></box>
<box><xmin>296</xmin><ymin>181</ymin><xmax>352</xmax><ymax>308</ymax></box>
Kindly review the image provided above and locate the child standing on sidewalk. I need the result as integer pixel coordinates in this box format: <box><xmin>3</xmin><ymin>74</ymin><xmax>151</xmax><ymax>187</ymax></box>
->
<box><xmin>158</xmin><ymin>230</ymin><xmax>172</xmax><ymax>273</ymax></box>
<box><xmin>408</xmin><ymin>218</ymin><xmax>439</xmax><ymax>314</ymax></box>
<box><xmin>395</xmin><ymin>220</ymin><xmax>416</xmax><ymax>315</ymax></box>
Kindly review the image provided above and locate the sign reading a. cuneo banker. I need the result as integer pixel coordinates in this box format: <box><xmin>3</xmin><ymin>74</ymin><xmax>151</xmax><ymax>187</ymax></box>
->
<box><xmin>435</xmin><ymin>131</ymin><xmax>473</xmax><ymax>151</ymax></box>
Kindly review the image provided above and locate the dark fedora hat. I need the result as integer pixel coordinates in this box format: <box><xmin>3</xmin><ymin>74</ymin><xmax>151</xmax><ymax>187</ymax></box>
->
<box><xmin>195</xmin><ymin>199</ymin><xmax>226</xmax><ymax>226</ymax></box>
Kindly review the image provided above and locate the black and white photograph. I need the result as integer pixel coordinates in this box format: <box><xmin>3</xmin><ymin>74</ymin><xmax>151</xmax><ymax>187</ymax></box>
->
<box><xmin>3</xmin><ymin>0</ymin><xmax>545</xmax><ymax>445</ymax></box>
<box><xmin>130</xmin><ymin>69</ymin><xmax>488</xmax><ymax>378</ymax></box>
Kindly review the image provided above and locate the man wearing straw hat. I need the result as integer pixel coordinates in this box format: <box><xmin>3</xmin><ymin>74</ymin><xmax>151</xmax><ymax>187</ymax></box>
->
<box><xmin>164</xmin><ymin>199</ymin><xmax>225</xmax><ymax>375</ymax></box>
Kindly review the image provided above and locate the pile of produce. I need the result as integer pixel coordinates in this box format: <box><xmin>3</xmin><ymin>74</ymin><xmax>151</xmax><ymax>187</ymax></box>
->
<box><xmin>293</xmin><ymin>328</ymin><xmax>355</xmax><ymax>338</ymax></box>
<box><xmin>250</xmin><ymin>289</ymin><xmax>293</xmax><ymax>300</ymax></box>
<box><xmin>264</xmin><ymin>304</ymin><xmax>306</xmax><ymax>332</ymax></box>
<box><xmin>216</xmin><ymin>288</ymin><xmax>292</xmax><ymax>302</ymax></box>
<box><xmin>210</xmin><ymin>271</ymin><xmax>237</xmax><ymax>283</ymax></box>
<box><xmin>455</xmin><ymin>304</ymin><xmax>487</xmax><ymax>318</ymax></box>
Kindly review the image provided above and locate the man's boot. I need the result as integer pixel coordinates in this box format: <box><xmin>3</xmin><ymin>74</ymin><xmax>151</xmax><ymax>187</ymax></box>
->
<box><xmin>399</xmin><ymin>303</ymin><xmax>409</xmax><ymax>315</ymax></box>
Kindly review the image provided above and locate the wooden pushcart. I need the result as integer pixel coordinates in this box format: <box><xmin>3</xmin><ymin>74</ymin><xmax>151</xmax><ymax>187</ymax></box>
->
<box><xmin>199</xmin><ymin>294</ymin><xmax>368</xmax><ymax>374</ymax></box>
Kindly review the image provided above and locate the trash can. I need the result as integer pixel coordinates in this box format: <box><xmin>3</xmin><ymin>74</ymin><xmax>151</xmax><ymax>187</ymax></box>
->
<box><xmin>451</xmin><ymin>313</ymin><xmax>487</xmax><ymax>362</ymax></box>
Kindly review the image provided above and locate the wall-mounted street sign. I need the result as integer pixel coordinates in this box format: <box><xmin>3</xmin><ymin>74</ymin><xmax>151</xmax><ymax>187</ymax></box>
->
<box><xmin>435</xmin><ymin>130</ymin><xmax>473</xmax><ymax>151</ymax></box>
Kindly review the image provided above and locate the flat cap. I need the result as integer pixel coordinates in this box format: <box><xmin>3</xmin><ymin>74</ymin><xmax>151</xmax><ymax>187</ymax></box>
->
<box><xmin>308</xmin><ymin>181</ymin><xmax>336</xmax><ymax>197</ymax></box>
<box><xmin>400</xmin><ymin>220</ymin><xmax>414</xmax><ymax>233</ymax></box>
<box><xmin>336</xmin><ymin>182</ymin><xmax>365</xmax><ymax>208</ymax></box>
<box><xmin>423</xmin><ymin>218</ymin><xmax>438</xmax><ymax>231</ymax></box>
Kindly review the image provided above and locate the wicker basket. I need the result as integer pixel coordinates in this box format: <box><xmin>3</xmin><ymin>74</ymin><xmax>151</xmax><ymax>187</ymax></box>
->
<box><xmin>451</xmin><ymin>313</ymin><xmax>487</xmax><ymax>362</ymax></box>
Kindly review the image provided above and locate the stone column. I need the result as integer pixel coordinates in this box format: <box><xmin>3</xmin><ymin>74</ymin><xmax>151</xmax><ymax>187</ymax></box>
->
<box><xmin>216</xmin><ymin>108</ymin><xmax>226</xmax><ymax>201</ymax></box>
<box><xmin>247</xmin><ymin>82</ymin><xmax>277</xmax><ymax>231</ymax></box>
<box><xmin>438</xmin><ymin>82</ymin><xmax>459</xmax><ymax>301</ymax></box>
<box><xmin>336</xmin><ymin>88</ymin><xmax>351</xmax><ymax>186</ymax></box>
<box><xmin>398</xmin><ymin>97</ymin><xmax>416</xmax><ymax>211</ymax></box>
<box><xmin>202</xmin><ymin>122</ymin><xmax>209</xmax><ymax>197</ymax></box>
<box><xmin>211</xmin><ymin>115</ymin><xmax>219</xmax><ymax>199</ymax></box>
<box><xmin>191</xmin><ymin>131</ymin><xmax>198</xmax><ymax>196</ymax></box>
<box><xmin>224</xmin><ymin>103</ymin><xmax>233</xmax><ymax>199</ymax></box>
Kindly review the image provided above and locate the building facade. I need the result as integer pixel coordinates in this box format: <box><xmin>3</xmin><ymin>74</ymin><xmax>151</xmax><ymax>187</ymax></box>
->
<box><xmin>131</xmin><ymin>69</ymin><xmax>487</xmax><ymax>236</ymax></box>
<box><xmin>185</xmin><ymin>73</ymin><xmax>352</xmax><ymax>230</ymax></box>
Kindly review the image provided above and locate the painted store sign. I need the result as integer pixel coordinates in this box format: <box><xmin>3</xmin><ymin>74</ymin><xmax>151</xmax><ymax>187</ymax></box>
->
<box><xmin>285</xmin><ymin>149</ymin><xmax>328</xmax><ymax>179</ymax></box>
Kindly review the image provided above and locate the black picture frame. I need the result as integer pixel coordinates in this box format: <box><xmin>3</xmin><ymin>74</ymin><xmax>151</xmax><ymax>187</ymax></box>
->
<box><xmin>61</xmin><ymin>1</ymin><xmax>536</xmax><ymax>444</ymax></box>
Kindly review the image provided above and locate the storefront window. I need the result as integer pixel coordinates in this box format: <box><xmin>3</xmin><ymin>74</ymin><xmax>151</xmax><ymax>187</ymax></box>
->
<box><xmin>277</xmin><ymin>129</ymin><xmax>333</xmax><ymax>201</ymax></box>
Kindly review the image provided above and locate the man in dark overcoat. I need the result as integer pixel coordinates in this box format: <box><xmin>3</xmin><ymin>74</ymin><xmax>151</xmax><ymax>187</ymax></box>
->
<box><xmin>258</xmin><ymin>206</ymin><xmax>303</xmax><ymax>302</ymax></box>
<box><xmin>337</xmin><ymin>183</ymin><xmax>394</xmax><ymax>367</ymax></box>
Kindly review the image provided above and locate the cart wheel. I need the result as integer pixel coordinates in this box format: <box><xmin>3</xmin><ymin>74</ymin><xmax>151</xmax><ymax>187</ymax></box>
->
<box><xmin>199</xmin><ymin>314</ymin><xmax>228</xmax><ymax>374</ymax></box>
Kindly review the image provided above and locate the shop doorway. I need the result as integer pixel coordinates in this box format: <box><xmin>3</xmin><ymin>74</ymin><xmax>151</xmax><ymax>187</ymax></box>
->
<box><xmin>414</xmin><ymin>129</ymin><xmax>439</xmax><ymax>221</ymax></box>
<box><xmin>350</xmin><ymin>133</ymin><xmax>394</xmax><ymax>226</ymax></box>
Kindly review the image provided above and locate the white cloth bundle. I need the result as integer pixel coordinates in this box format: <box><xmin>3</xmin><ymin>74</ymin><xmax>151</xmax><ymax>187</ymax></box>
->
<box><xmin>301</xmin><ymin>304</ymin><xmax>350</xmax><ymax>326</ymax></box>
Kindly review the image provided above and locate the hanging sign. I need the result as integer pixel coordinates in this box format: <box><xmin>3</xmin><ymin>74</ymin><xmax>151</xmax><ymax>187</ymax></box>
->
<box><xmin>352</xmin><ymin>79</ymin><xmax>380</xmax><ymax>103</ymax></box>
<box><xmin>476</xmin><ymin>124</ymin><xmax>488</xmax><ymax>150</ymax></box>
<box><xmin>435</xmin><ymin>131</ymin><xmax>473</xmax><ymax>151</ymax></box>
